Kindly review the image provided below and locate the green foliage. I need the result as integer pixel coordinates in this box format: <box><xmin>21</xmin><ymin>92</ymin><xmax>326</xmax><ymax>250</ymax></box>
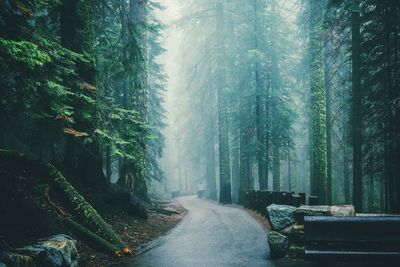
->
<box><xmin>0</xmin><ymin>39</ymin><xmax>51</xmax><ymax>69</ymax></box>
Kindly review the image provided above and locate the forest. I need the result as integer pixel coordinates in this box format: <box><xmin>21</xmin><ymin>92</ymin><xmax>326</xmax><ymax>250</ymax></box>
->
<box><xmin>0</xmin><ymin>0</ymin><xmax>399</xmax><ymax>266</ymax></box>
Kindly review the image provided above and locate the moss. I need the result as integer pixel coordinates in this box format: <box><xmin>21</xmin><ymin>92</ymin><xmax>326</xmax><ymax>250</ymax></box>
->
<box><xmin>49</xmin><ymin>166</ymin><xmax>125</xmax><ymax>250</ymax></box>
<box><xmin>309</xmin><ymin>0</ymin><xmax>328</xmax><ymax>203</ymax></box>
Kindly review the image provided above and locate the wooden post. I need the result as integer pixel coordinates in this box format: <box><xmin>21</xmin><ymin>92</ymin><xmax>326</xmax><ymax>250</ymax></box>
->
<box><xmin>292</xmin><ymin>195</ymin><xmax>302</xmax><ymax>207</ymax></box>
<box><xmin>309</xmin><ymin>196</ymin><xmax>319</xmax><ymax>205</ymax></box>
<box><xmin>299</xmin><ymin>193</ymin><xmax>306</xmax><ymax>205</ymax></box>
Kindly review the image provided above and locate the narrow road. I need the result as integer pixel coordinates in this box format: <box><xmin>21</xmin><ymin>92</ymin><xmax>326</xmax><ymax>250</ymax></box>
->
<box><xmin>130</xmin><ymin>196</ymin><xmax>315</xmax><ymax>267</ymax></box>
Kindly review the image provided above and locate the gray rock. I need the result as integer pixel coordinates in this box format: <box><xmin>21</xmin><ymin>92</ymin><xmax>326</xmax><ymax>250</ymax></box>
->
<box><xmin>294</xmin><ymin>205</ymin><xmax>331</xmax><ymax>224</ymax></box>
<box><xmin>288</xmin><ymin>245</ymin><xmax>304</xmax><ymax>259</ymax></box>
<box><xmin>266</xmin><ymin>204</ymin><xmax>296</xmax><ymax>231</ymax></box>
<box><xmin>279</xmin><ymin>225</ymin><xmax>293</xmax><ymax>236</ymax></box>
<box><xmin>16</xmin><ymin>234</ymin><xmax>79</xmax><ymax>267</ymax></box>
<box><xmin>290</xmin><ymin>224</ymin><xmax>304</xmax><ymax>242</ymax></box>
<box><xmin>0</xmin><ymin>263</ymin><xmax>7</xmax><ymax>267</ymax></box>
<box><xmin>268</xmin><ymin>231</ymin><xmax>289</xmax><ymax>259</ymax></box>
<box><xmin>329</xmin><ymin>205</ymin><xmax>355</xmax><ymax>217</ymax></box>
<box><xmin>281</xmin><ymin>224</ymin><xmax>304</xmax><ymax>242</ymax></box>
<box><xmin>294</xmin><ymin>205</ymin><xmax>355</xmax><ymax>224</ymax></box>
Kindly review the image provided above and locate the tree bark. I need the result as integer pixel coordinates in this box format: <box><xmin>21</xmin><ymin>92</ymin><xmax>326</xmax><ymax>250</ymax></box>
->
<box><xmin>253</xmin><ymin>0</ymin><xmax>267</xmax><ymax>190</ymax></box>
<box><xmin>206</xmin><ymin>120</ymin><xmax>217</xmax><ymax>200</ymax></box>
<box><xmin>309</xmin><ymin>0</ymin><xmax>328</xmax><ymax>204</ymax></box>
<box><xmin>272</xmin><ymin>144</ymin><xmax>280</xmax><ymax>191</ymax></box>
<box><xmin>49</xmin><ymin>166</ymin><xmax>125</xmax><ymax>250</ymax></box>
<box><xmin>323</xmin><ymin>42</ymin><xmax>333</xmax><ymax>205</ymax></box>
<box><xmin>216</xmin><ymin>0</ymin><xmax>232</xmax><ymax>204</ymax></box>
<box><xmin>351</xmin><ymin>0</ymin><xmax>363</xmax><ymax>212</ymax></box>
<box><xmin>60</xmin><ymin>0</ymin><xmax>109</xmax><ymax>190</ymax></box>
<box><xmin>231</xmin><ymin>129</ymin><xmax>240</xmax><ymax>203</ymax></box>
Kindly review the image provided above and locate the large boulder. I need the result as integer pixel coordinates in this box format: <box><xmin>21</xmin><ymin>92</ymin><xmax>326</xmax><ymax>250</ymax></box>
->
<box><xmin>294</xmin><ymin>205</ymin><xmax>355</xmax><ymax>224</ymax></box>
<box><xmin>268</xmin><ymin>231</ymin><xmax>289</xmax><ymax>259</ymax></box>
<box><xmin>266</xmin><ymin>204</ymin><xmax>296</xmax><ymax>231</ymax></box>
<box><xmin>9</xmin><ymin>234</ymin><xmax>79</xmax><ymax>267</ymax></box>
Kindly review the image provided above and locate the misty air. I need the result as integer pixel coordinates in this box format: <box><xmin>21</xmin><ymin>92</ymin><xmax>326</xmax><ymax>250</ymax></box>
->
<box><xmin>1</xmin><ymin>0</ymin><xmax>399</xmax><ymax>267</ymax></box>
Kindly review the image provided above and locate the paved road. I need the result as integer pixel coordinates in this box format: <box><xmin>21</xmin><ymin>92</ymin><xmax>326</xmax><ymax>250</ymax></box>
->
<box><xmin>130</xmin><ymin>196</ymin><xmax>315</xmax><ymax>267</ymax></box>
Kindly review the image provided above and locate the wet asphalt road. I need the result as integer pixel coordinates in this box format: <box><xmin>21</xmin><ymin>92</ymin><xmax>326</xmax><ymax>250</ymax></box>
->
<box><xmin>130</xmin><ymin>196</ymin><xmax>316</xmax><ymax>267</ymax></box>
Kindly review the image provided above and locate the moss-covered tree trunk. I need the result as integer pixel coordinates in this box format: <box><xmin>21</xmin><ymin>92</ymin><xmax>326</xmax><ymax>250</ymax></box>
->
<box><xmin>49</xmin><ymin>166</ymin><xmax>125</xmax><ymax>250</ymax></box>
<box><xmin>323</xmin><ymin>37</ymin><xmax>333</xmax><ymax>205</ymax></box>
<box><xmin>309</xmin><ymin>0</ymin><xmax>328</xmax><ymax>204</ymax></box>
<box><xmin>0</xmin><ymin>150</ymin><xmax>127</xmax><ymax>254</ymax></box>
<box><xmin>383</xmin><ymin>1</ymin><xmax>400</xmax><ymax>213</ymax></box>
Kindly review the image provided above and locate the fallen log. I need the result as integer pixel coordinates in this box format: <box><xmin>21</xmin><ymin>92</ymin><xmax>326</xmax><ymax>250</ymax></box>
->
<box><xmin>150</xmin><ymin>208</ymin><xmax>180</xmax><ymax>216</ymax></box>
<box><xmin>64</xmin><ymin>217</ymin><xmax>120</xmax><ymax>256</ymax></box>
<box><xmin>152</xmin><ymin>200</ymin><xmax>173</xmax><ymax>205</ymax></box>
<box><xmin>0</xmin><ymin>150</ymin><xmax>129</xmax><ymax>255</ymax></box>
<box><xmin>48</xmin><ymin>165</ymin><xmax>126</xmax><ymax>251</ymax></box>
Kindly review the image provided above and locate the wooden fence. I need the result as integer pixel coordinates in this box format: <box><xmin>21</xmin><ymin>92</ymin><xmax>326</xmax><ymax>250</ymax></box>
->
<box><xmin>244</xmin><ymin>190</ymin><xmax>319</xmax><ymax>214</ymax></box>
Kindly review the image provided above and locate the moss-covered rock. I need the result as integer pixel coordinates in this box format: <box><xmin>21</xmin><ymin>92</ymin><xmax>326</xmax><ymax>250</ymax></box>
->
<box><xmin>266</xmin><ymin>204</ymin><xmax>296</xmax><ymax>231</ymax></box>
<box><xmin>17</xmin><ymin>234</ymin><xmax>79</xmax><ymax>267</ymax></box>
<box><xmin>294</xmin><ymin>205</ymin><xmax>331</xmax><ymax>224</ymax></box>
<box><xmin>280</xmin><ymin>224</ymin><xmax>304</xmax><ymax>243</ymax></box>
<box><xmin>268</xmin><ymin>231</ymin><xmax>289</xmax><ymax>259</ymax></box>
<box><xmin>288</xmin><ymin>245</ymin><xmax>305</xmax><ymax>259</ymax></box>
<box><xmin>294</xmin><ymin>205</ymin><xmax>355</xmax><ymax>224</ymax></box>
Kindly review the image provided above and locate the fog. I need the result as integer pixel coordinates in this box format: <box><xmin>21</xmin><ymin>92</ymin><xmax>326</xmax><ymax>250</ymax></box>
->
<box><xmin>148</xmin><ymin>0</ymin><xmax>312</xmax><ymax>201</ymax></box>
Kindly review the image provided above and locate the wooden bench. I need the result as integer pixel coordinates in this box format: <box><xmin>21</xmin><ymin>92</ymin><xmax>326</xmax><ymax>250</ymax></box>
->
<box><xmin>304</xmin><ymin>216</ymin><xmax>400</xmax><ymax>263</ymax></box>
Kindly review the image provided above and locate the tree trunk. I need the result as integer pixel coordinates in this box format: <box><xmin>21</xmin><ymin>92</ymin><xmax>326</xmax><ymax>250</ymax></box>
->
<box><xmin>105</xmin><ymin>145</ymin><xmax>112</xmax><ymax>182</ymax></box>
<box><xmin>216</xmin><ymin>0</ymin><xmax>232</xmax><ymax>204</ymax></box>
<box><xmin>49</xmin><ymin>166</ymin><xmax>125</xmax><ymax>250</ymax></box>
<box><xmin>239</xmin><ymin>128</ymin><xmax>251</xmax><ymax>204</ymax></box>
<box><xmin>343</xmin><ymin>138</ymin><xmax>351</xmax><ymax>204</ymax></box>
<box><xmin>323</xmin><ymin>43</ymin><xmax>333</xmax><ymax>205</ymax></box>
<box><xmin>288</xmin><ymin>150</ymin><xmax>292</xmax><ymax>192</ymax></box>
<box><xmin>272</xmin><ymin>144</ymin><xmax>280</xmax><ymax>191</ymax></box>
<box><xmin>367</xmin><ymin>176</ymin><xmax>374</xmax><ymax>211</ymax></box>
<box><xmin>206</xmin><ymin>120</ymin><xmax>217</xmax><ymax>200</ymax></box>
<box><xmin>64</xmin><ymin>218</ymin><xmax>119</xmax><ymax>255</ymax></box>
<box><xmin>309</xmin><ymin>0</ymin><xmax>328</xmax><ymax>204</ymax></box>
<box><xmin>383</xmin><ymin>2</ymin><xmax>400</xmax><ymax>213</ymax></box>
<box><xmin>60</xmin><ymin>0</ymin><xmax>109</xmax><ymax>191</ymax></box>
<box><xmin>351</xmin><ymin>0</ymin><xmax>363</xmax><ymax>212</ymax></box>
<box><xmin>253</xmin><ymin>0</ymin><xmax>267</xmax><ymax>191</ymax></box>
<box><xmin>265</xmin><ymin>72</ymin><xmax>271</xmax><ymax>190</ymax></box>
<box><xmin>231</xmin><ymin>129</ymin><xmax>240</xmax><ymax>203</ymax></box>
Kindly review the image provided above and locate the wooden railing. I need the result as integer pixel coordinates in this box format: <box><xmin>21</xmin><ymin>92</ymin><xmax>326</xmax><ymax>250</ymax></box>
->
<box><xmin>244</xmin><ymin>190</ymin><xmax>319</xmax><ymax>214</ymax></box>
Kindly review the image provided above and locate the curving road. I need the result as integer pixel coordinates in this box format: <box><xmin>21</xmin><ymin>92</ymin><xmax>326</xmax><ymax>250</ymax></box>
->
<box><xmin>130</xmin><ymin>196</ymin><xmax>315</xmax><ymax>267</ymax></box>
